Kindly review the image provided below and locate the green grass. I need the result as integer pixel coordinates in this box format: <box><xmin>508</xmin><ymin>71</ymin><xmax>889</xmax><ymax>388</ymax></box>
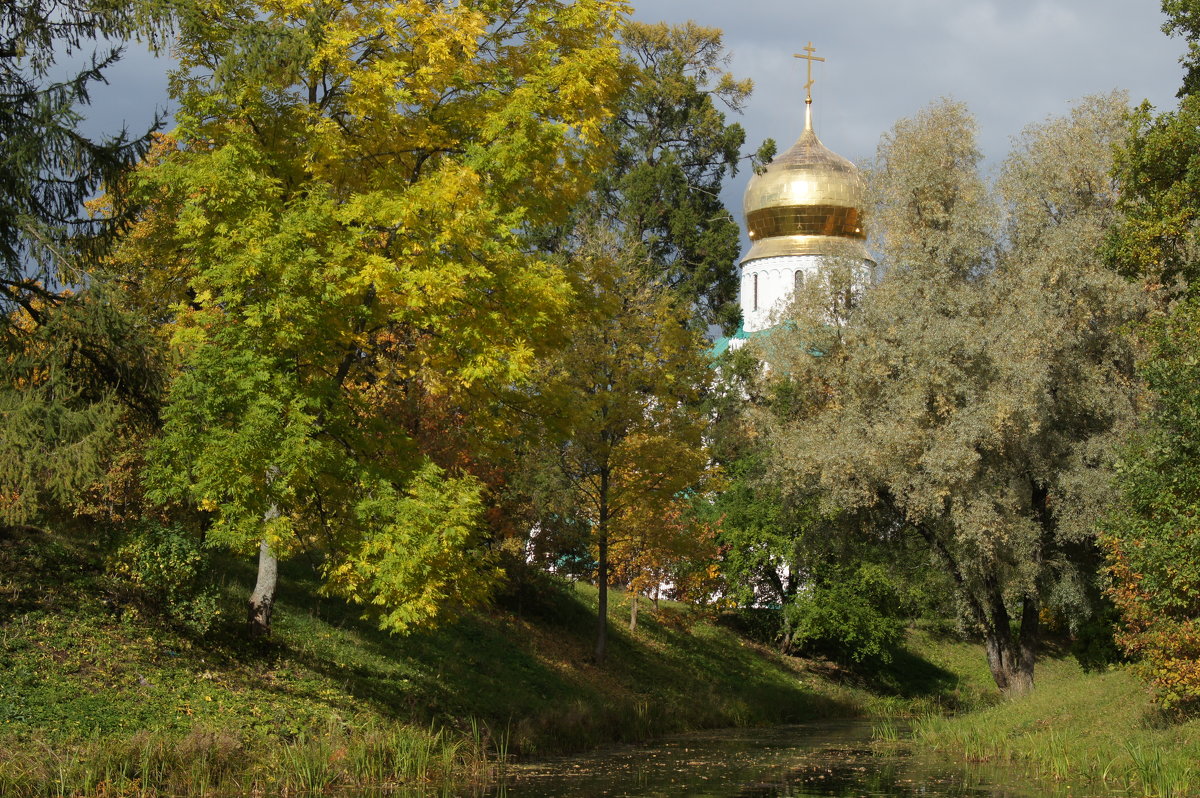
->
<box><xmin>912</xmin><ymin>655</ymin><xmax>1200</xmax><ymax>797</ymax></box>
<box><xmin>0</xmin><ymin>525</ymin><xmax>987</xmax><ymax>795</ymax></box>
<box><xmin>842</xmin><ymin>625</ymin><xmax>999</xmax><ymax>716</ymax></box>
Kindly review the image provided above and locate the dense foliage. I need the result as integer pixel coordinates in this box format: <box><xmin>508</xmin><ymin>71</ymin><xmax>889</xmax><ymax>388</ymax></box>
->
<box><xmin>759</xmin><ymin>95</ymin><xmax>1141</xmax><ymax>694</ymax></box>
<box><xmin>114</xmin><ymin>0</ymin><xmax>630</xmax><ymax>634</ymax></box>
<box><xmin>1102</xmin><ymin>0</ymin><xmax>1200</xmax><ymax>709</ymax></box>
<box><xmin>10</xmin><ymin>0</ymin><xmax>1200</xmax><ymax>734</ymax></box>
<box><xmin>1105</xmin><ymin>301</ymin><xmax>1200</xmax><ymax>706</ymax></box>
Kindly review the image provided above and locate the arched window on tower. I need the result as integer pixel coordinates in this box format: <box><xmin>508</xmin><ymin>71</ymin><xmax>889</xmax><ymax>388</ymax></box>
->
<box><xmin>794</xmin><ymin>270</ymin><xmax>804</xmax><ymax>291</ymax></box>
<box><xmin>753</xmin><ymin>273</ymin><xmax>759</xmax><ymax>311</ymax></box>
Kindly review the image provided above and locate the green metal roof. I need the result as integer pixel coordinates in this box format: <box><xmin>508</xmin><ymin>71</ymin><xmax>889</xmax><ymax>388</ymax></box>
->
<box><xmin>709</xmin><ymin>322</ymin><xmax>747</xmax><ymax>359</ymax></box>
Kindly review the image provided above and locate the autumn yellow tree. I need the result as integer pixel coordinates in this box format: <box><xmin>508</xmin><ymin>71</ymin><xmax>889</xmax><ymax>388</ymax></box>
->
<box><xmin>518</xmin><ymin>230</ymin><xmax>718</xmax><ymax>664</ymax></box>
<box><xmin>610</xmin><ymin>496</ymin><xmax>719</xmax><ymax>631</ymax></box>
<box><xmin>112</xmin><ymin>0</ymin><xmax>628</xmax><ymax>635</ymax></box>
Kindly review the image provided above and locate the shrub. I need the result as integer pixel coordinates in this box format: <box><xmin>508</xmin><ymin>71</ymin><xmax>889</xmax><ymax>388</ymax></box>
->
<box><xmin>783</xmin><ymin>562</ymin><xmax>905</xmax><ymax>663</ymax></box>
<box><xmin>717</xmin><ymin>607</ymin><xmax>783</xmax><ymax>646</ymax></box>
<box><xmin>1070</xmin><ymin>600</ymin><xmax>1126</xmax><ymax>672</ymax></box>
<box><xmin>107</xmin><ymin>521</ymin><xmax>221</xmax><ymax>635</ymax></box>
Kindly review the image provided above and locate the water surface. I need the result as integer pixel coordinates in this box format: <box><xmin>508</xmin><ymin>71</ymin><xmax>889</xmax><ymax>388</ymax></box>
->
<box><xmin>481</xmin><ymin>720</ymin><xmax>1089</xmax><ymax>798</ymax></box>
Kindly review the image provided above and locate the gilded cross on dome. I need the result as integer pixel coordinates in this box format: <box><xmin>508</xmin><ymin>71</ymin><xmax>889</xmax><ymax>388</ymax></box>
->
<box><xmin>793</xmin><ymin>42</ymin><xmax>824</xmax><ymax>104</ymax></box>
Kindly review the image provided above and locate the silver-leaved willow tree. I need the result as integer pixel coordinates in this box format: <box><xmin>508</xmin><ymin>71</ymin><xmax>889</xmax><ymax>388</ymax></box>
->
<box><xmin>757</xmin><ymin>93</ymin><xmax>1144</xmax><ymax>695</ymax></box>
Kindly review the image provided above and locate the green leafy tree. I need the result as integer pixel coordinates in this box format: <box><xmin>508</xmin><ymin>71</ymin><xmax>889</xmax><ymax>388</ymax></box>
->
<box><xmin>784</xmin><ymin>562</ymin><xmax>906</xmax><ymax>665</ymax></box>
<box><xmin>709</xmin><ymin>453</ymin><xmax>806</xmax><ymax>612</ymax></box>
<box><xmin>593</xmin><ymin>21</ymin><xmax>755</xmax><ymax>333</ymax></box>
<box><xmin>1102</xmin><ymin>1</ymin><xmax>1200</xmax><ymax>706</ymax></box>
<box><xmin>1107</xmin><ymin>2</ymin><xmax>1200</xmax><ymax>296</ymax></box>
<box><xmin>705</xmin><ymin>371</ymin><xmax>930</xmax><ymax>662</ymax></box>
<box><xmin>1163</xmin><ymin>0</ymin><xmax>1200</xmax><ymax>97</ymax></box>
<box><xmin>710</xmin><ymin>458</ymin><xmax>911</xmax><ymax>661</ymax></box>
<box><xmin>1106</xmin><ymin>101</ymin><xmax>1200</xmax><ymax>295</ymax></box>
<box><xmin>761</xmin><ymin>95</ymin><xmax>1141</xmax><ymax>694</ymax></box>
<box><xmin>1105</xmin><ymin>301</ymin><xmax>1200</xmax><ymax>706</ymax></box>
<box><xmin>119</xmin><ymin>0</ymin><xmax>627</xmax><ymax>636</ymax></box>
<box><xmin>518</xmin><ymin>229</ymin><xmax>718</xmax><ymax>665</ymax></box>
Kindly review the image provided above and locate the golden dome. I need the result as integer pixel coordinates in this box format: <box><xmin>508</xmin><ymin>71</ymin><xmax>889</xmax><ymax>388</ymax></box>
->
<box><xmin>742</xmin><ymin>109</ymin><xmax>869</xmax><ymax>265</ymax></box>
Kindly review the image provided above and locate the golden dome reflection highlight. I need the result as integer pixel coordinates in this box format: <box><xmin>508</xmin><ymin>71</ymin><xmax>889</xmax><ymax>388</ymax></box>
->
<box><xmin>741</xmin><ymin>45</ymin><xmax>870</xmax><ymax>266</ymax></box>
<box><xmin>743</xmin><ymin>127</ymin><xmax>866</xmax><ymax>240</ymax></box>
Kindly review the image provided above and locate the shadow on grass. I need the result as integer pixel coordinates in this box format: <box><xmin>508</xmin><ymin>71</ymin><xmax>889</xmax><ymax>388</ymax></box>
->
<box><xmin>714</xmin><ymin>608</ymin><xmax>973</xmax><ymax>708</ymax></box>
<box><xmin>0</xmin><ymin>527</ymin><xmax>874</xmax><ymax>755</ymax></box>
<box><xmin>237</xmin><ymin>556</ymin><xmax>858</xmax><ymax>746</ymax></box>
<box><xmin>0</xmin><ymin>526</ymin><xmax>106</xmax><ymax>623</ymax></box>
<box><xmin>852</xmin><ymin>646</ymin><xmax>961</xmax><ymax>699</ymax></box>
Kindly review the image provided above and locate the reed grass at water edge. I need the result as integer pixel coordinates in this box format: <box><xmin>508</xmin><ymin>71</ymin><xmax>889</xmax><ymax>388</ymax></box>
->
<box><xmin>910</xmin><ymin>658</ymin><xmax>1200</xmax><ymax>798</ymax></box>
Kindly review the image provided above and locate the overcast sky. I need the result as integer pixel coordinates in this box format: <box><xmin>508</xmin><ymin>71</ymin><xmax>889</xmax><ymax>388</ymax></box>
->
<box><xmin>87</xmin><ymin>1</ymin><xmax>1187</xmax><ymax>227</ymax></box>
<box><xmin>633</xmin><ymin>1</ymin><xmax>1184</xmax><ymax>161</ymax></box>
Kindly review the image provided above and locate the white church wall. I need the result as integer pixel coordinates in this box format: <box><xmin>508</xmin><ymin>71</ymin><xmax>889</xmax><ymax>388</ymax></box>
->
<box><xmin>739</xmin><ymin>253</ymin><xmax>877</xmax><ymax>334</ymax></box>
<box><xmin>740</xmin><ymin>254</ymin><xmax>825</xmax><ymax>333</ymax></box>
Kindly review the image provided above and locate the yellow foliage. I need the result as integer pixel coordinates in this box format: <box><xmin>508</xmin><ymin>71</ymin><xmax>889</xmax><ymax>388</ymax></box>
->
<box><xmin>107</xmin><ymin>0</ymin><xmax>628</xmax><ymax>632</ymax></box>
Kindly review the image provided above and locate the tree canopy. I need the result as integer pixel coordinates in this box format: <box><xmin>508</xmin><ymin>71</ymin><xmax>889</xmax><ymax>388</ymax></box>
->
<box><xmin>517</xmin><ymin>228</ymin><xmax>717</xmax><ymax>664</ymax></box>
<box><xmin>759</xmin><ymin>94</ymin><xmax>1141</xmax><ymax>694</ymax></box>
<box><xmin>113</xmin><ymin>0</ymin><xmax>628</xmax><ymax>633</ymax></box>
<box><xmin>1101</xmin><ymin>0</ymin><xmax>1200</xmax><ymax>708</ymax></box>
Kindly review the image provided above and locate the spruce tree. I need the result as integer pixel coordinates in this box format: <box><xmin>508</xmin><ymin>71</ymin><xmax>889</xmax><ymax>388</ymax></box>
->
<box><xmin>1</xmin><ymin>0</ymin><xmax>166</xmax><ymax>312</ymax></box>
<box><xmin>0</xmin><ymin>1</ymin><xmax>167</xmax><ymax>525</ymax></box>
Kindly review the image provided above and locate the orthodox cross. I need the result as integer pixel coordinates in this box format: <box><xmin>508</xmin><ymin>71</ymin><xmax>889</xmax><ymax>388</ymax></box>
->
<box><xmin>793</xmin><ymin>42</ymin><xmax>824</xmax><ymax>103</ymax></box>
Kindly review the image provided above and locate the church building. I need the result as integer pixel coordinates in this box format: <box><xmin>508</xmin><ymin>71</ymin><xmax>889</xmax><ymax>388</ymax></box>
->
<box><xmin>717</xmin><ymin>44</ymin><xmax>874</xmax><ymax>354</ymax></box>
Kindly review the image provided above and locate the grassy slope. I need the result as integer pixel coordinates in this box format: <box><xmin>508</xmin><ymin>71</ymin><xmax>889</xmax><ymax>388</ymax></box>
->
<box><xmin>913</xmin><ymin>654</ymin><xmax>1200</xmax><ymax>797</ymax></box>
<box><xmin>0</xmin><ymin>524</ymin><xmax>986</xmax><ymax>776</ymax></box>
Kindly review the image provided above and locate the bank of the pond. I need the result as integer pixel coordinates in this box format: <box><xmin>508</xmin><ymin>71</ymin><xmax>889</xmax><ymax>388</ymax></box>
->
<box><xmin>499</xmin><ymin>719</ymin><xmax>1081</xmax><ymax>798</ymax></box>
<box><xmin>912</xmin><ymin>656</ymin><xmax>1200</xmax><ymax>797</ymax></box>
<box><xmin>0</xmin><ymin>526</ymin><xmax>990</xmax><ymax>796</ymax></box>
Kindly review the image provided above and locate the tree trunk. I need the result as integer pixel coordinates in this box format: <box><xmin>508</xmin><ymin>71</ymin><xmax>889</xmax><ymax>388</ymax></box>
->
<box><xmin>247</xmin><ymin>539</ymin><xmax>278</xmax><ymax>637</ymax></box>
<box><xmin>982</xmin><ymin>631</ymin><xmax>1013</xmax><ymax>693</ymax></box>
<box><xmin>983</xmin><ymin>629</ymin><xmax>1035</xmax><ymax>696</ymax></box>
<box><xmin>595</xmin><ymin>530</ymin><xmax>608</xmax><ymax>664</ymax></box>
<box><xmin>980</xmin><ymin>586</ymin><xmax>1038</xmax><ymax>696</ymax></box>
<box><xmin>778</xmin><ymin>626</ymin><xmax>794</xmax><ymax>655</ymax></box>
<box><xmin>629</xmin><ymin>591</ymin><xmax>638</xmax><ymax>632</ymax></box>
<box><xmin>1012</xmin><ymin>594</ymin><xmax>1040</xmax><ymax>694</ymax></box>
<box><xmin>594</xmin><ymin>470</ymin><xmax>609</xmax><ymax>666</ymax></box>
<box><xmin>982</xmin><ymin>578</ymin><xmax>1014</xmax><ymax>692</ymax></box>
<box><xmin>913</xmin><ymin>517</ymin><xmax>1039</xmax><ymax>696</ymax></box>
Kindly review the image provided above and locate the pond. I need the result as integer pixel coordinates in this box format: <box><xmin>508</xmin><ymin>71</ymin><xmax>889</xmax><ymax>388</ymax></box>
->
<box><xmin>476</xmin><ymin>720</ymin><xmax>1090</xmax><ymax>798</ymax></box>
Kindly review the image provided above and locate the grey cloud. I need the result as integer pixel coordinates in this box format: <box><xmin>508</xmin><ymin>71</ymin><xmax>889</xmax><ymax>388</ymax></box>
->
<box><xmin>631</xmin><ymin>0</ymin><xmax>1185</xmax><ymax>244</ymax></box>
